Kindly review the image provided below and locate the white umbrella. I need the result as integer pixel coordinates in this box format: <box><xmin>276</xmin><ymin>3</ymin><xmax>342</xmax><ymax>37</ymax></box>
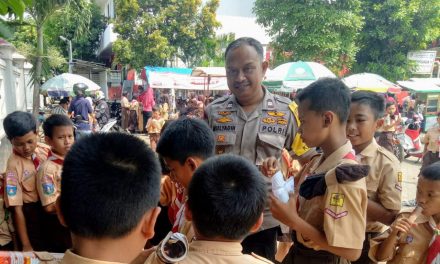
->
<box><xmin>41</xmin><ymin>73</ymin><xmax>101</xmax><ymax>97</ymax></box>
<box><xmin>342</xmin><ymin>73</ymin><xmax>398</xmax><ymax>93</ymax></box>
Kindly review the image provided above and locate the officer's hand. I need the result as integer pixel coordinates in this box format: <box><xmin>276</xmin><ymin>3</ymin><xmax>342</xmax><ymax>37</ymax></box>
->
<box><xmin>262</xmin><ymin>157</ymin><xmax>279</xmax><ymax>177</ymax></box>
<box><xmin>269</xmin><ymin>193</ymin><xmax>299</xmax><ymax>229</ymax></box>
<box><xmin>129</xmin><ymin>247</ymin><xmax>156</xmax><ymax>264</ymax></box>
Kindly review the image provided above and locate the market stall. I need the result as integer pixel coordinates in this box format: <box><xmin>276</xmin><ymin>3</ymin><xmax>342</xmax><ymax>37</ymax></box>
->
<box><xmin>397</xmin><ymin>79</ymin><xmax>440</xmax><ymax>131</ymax></box>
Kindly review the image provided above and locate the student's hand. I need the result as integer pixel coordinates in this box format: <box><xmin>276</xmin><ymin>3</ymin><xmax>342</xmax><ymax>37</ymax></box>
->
<box><xmin>22</xmin><ymin>244</ymin><xmax>33</xmax><ymax>252</ymax></box>
<box><xmin>262</xmin><ymin>157</ymin><xmax>279</xmax><ymax>177</ymax></box>
<box><xmin>302</xmin><ymin>239</ymin><xmax>321</xmax><ymax>251</ymax></box>
<box><xmin>391</xmin><ymin>218</ymin><xmax>415</xmax><ymax>235</ymax></box>
<box><xmin>269</xmin><ymin>193</ymin><xmax>299</xmax><ymax>229</ymax></box>
<box><xmin>129</xmin><ymin>247</ymin><xmax>156</xmax><ymax>264</ymax></box>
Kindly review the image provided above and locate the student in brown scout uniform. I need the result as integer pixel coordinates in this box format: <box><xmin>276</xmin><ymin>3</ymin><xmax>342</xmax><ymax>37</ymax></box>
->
<box><xmin>369</xmin><ymin>162</ymin><xmax>440</xmax><ymax>264</ymax></box>
<box><xmin>58</xmin><ymin>133</ymin><xmax>161</xmax><ymax>263</ymax></box>
<box><xmin>269</xmin><ymin>78</ymin><xmax>369</xmax><ymax>263</ymax></box>
<box><xmin>421</xmin><ymin>112</ymin><xmax>440</xmax><ymax>171</ymax></box>
<box><xmin>37</xmin><ymin>114</ymin><xmax>75</xmax><ymax>252</ymax></box>
<box><xmin>347</xmin><ymin>91</ymin><xmax>402</xmax><ymax>264</ymax></box>
<box><xmin>145</xmin><ymin>154</ymin><xmax>274</xmax><ymax>264</ymax></box>
<box><xmin>156</xmin><ymin>118</ymin><xmax>215</xmax><ymax>240</ymax></box>
<box><xmin>3</xmin><ymin>111</ymin><xmax>50</xmax><ymax>251</ymax></box>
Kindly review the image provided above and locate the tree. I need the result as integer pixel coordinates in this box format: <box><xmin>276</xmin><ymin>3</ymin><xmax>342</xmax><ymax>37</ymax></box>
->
<box><xmin>354</xmin><ymin>0</ymin><xmax>440</xmax><ymax>81</ymax></box>
<box><xmin>200</xmin><ymin>33</ymin><xmax>235</xmax><ymax>67</ymax></box>
<box><xmin>0</xmin><ymin>0</ymin><xmax>32</xmax><ymax>38</ymax></box>
<box><xmin>44</xmin><ymin>2</ymin><xmax>107</xmax><ymax>62</ymax></box>
<box><xmin>254</xmin><ymin>0</ymin><xmax>364</xmax><ymax>72</ymax></box>
<box><xmin>113</xmin><ymin>0</ymin><xmax>220</xmax><ymax>69</ymax></box>
<box><xmin>26</xmin><ymin>0</ymin><xmax>90</xmax><ymax>115</ymax></box>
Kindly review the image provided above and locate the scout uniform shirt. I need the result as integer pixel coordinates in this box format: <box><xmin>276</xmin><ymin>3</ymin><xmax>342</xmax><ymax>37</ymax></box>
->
<box><xmin>4</xmin><ymin>143</ymin><xmax>50</xmax><ymax>207</ymax></box>
<box><xmin>423</xmin><ymin>126</ymin><xmax>440</xmax><ymax>155</ymax></box>
<box><xmin>296</xmin><ymin>141</ymin><xmax>368</xmax><ymax>251</ymax></box>
<box><xmin>357</xmin><ymin>139</ymin><xmax>402</xmax><ymax>233</ymax></box>
<box><xmin>205</xmin><ymin>88</ymin><xmax>297</xmax><ymax>230</ymax></box>
<box><xmin>61</xmin><ymin>250</ymin><xmax>125</xmax><ymax>264</ymax></box>
<box><xmin>145</xmin><ymin>240</ymin><xmax>274</xmax><ymax>264</ymax></box>
<box><xmin>36</xmin><ymin>151</ymin><xmax>64</xmax><ymax>206</ymax></box>
<box><xmin>369</xmin><ymin>210</ymin><xmax>438</xmax><ymax>264</ymax></box>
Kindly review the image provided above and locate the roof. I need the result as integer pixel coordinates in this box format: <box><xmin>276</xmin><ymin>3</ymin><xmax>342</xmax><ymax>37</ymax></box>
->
<box><xmin>397</xmin><ymin>80</ymin><xmax>440</xmax><ymax>93</ymax></box>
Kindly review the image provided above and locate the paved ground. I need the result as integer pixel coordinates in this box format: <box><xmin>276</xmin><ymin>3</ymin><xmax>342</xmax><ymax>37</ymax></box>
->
<box><xmin>400</xmin><ymin>156</ymin><xmax>422</xmax><ymax>204</ymax></box>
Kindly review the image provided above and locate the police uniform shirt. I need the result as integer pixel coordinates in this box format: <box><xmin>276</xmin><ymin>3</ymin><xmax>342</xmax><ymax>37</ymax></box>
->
<box><xmin>358</xmin><ymin>139</ymin><xmax>402</xmax><ymax>233</ymax></box>
<box><xmin>423</xmin><ymin>127</ymin><xmax>440</xmax><ymax>153</ymax></box>
<box><xmin>61</xmin><ymin>250</ymin><xmax>125</xmax><ymax>264</ymax></box>
<box><xmin>368</xmin><ymin>211</ymin><xmax>434</xmax><ymax>264</ymax></box>
<box><xmin>36</xmin><ymin>153</ymin><xmax>64</xmax><ymax>207</ymax></box>
<box><xmin>145</xmin><ymin>240</ymin><xmax>274</xmax><ymax>264</ymax></box>
<box><xmin>296</xmin><ymin>141</ymin><xmax>368</xmax><ymax>250</ymax></box>
<box><xmin>4</xmin><ymin>143</ymin><xmax>50</xmax><ymax>207</ymax></box>
<box><xmin>205</xmin><ymin>88</ymin><xmax>296</xmax><ymax>165</ymax></box>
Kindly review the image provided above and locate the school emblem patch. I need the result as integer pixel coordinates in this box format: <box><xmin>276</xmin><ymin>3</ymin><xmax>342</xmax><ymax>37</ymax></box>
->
<box><xmin>43</xmin><ymin>183</ymin><xmax>55</xmax><ymax>195</ymax></box>
<box><xmin>397</xmin><ymin>172</ymin><xmax>403</xmax><ymax>182</ymax></box>
<box><xmin>6</xmin><ymin>172</ymin><xmax>17</xmax><ymax>197</ymax></box>
<box><xmin>329</xmin><ymin>193</ymin><xmax>345</xmax><ymax>207</ymax></box>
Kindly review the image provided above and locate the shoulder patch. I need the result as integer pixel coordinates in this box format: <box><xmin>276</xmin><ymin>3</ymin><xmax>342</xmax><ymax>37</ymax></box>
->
<box><xmin>250</xmin><ymin>252</ymin><xmax>273</xmax><ymax>263</ymax></box>
<box><xmin>273</xmin><ymin>94</ymin><xmax>291</xmax><ymax>105</ymax></box>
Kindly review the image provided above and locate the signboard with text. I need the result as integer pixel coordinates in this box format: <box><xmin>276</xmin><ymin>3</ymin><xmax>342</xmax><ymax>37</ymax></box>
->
<box><xmin>407</xmin><ymin>50</ymin><xmax>437</xmax><ymax>75</ymax></box>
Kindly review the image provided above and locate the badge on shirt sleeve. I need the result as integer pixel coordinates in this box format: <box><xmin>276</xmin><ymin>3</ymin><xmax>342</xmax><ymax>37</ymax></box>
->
<box><xmin>397</xmin><ymin>172</ymin><xmax>403</xmax><ymax>182</ymax></box>
<box><xmin>324</xmin><ymin>208</ymin><xmax>348</xmax><ymax>219</ymax></box>
<box><xmin>6</xmin><ymin>172</ymin><xmax>17</xmax><ymax>197</ymax></box>
<box><xmin>329</xmin><ymin>193</ymin><xmax>345</xmax><ymax>207</ymax></box>
<box><xmin>42</xmin><ymin>175</ymin><xmax>55</xmax><ymax>195</ymax></box>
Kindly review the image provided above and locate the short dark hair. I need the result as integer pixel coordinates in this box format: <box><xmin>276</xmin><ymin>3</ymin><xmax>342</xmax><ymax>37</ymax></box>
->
<box><xmin>60</xmin><ymin>98</ymin><xmax>69</xmax><ymax>105</ymax></box>
<box><xmin>156</xmin><ymin>118</ymin><xmax>214</xmax><ymax>164</ymax></box>
<box><xmin>225</xmin><ymin>37</ymin><xmax>264</xmax><ymax>61</ymax></box>
<box><xmin>152</xmin><ymin>106</ymin><xmax>160</xmax><ymax>112</ymax></box>
<box><xmin>421</xmin><ymin>162</ymin><xmax>440</xmax><ymax>181</ymax></box>
<box><xmin>3</xmin><ymin>111</ymin><xmax>37</xmax><ymax>139</ymax></box>
<box><xmin>187</xmin><ymin>155</ymin><xmax>267</xmax><ymax>240</ymax></box>
<box><xmin>385</xmin><ymin>102</ymin><xmax>395</xmax><ymax>109</ymax></box>
<box><xmin>351</xmin><ymin>91</ymin><xmax>385</xmax><ymax>120</ymax></box>
<box><xmin>60</xmin><ymin>133</ymin><xmax>161</xmax><ymax>239</ymax></box>
<box><xmin>43</xmin><ymin>114</ymin><xmax>74</xmax><ymax>138</ymax></box>
<box><xmin>297</xmin><ymin>78</ymin><xmax>351</xmax><ymax>123</ymax></box>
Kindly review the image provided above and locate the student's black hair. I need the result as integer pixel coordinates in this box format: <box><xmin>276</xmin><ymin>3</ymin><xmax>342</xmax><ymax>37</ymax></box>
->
<box><xmin>420</xmin><ymin>162</ymin><xmax>440</xmax><ymax>181</ymax></box>
<box><xmin>297</xmin><ymin>78</ymin><xmax>351</xmax><ymax>123</ymax></box>
<box><xmin>225</xmin><ymin>37</ymin><xmax>264</xmax><ymax>61</ymax></box>
<box><xmin>351</xmin><ymin>91</ymin><xmax>385</xmax><ymax>120</ymax></box>
<box><xmin>42</xmin><ymin>114</ymin><xmax>74</xmax><ymax>138</ymax></box>
<box><xmin>60</xmin><ymin>133</ymin><xmax>161</xmax><ymax>238</ymax></box>
<box><xmin>385</xmin><ymin>101</ymin><xmax>395</xmax><ymax>109</ymax></box>
<box><xmin>187</xmin><ymin>154</ymin><xmax>267</xmax><ymax>240</ymax></box>
<box><xmin>156</xmin><ymin>118</ymin><xmax>214</xmax><ymax>164</ymax></box>
<box><xmin>60</xmin><ymin>98</ymin><xmax>69</xmax><ymax>105</ymax></box>
<box><xmin>152</xmin><ymin>106</ymin><xmax>160</xmax><ymax>112</ymax></box>
<box><xmin>3</xmin><ymin>111</ymin><xmax>37</xmax><ymax>139</ymax></box>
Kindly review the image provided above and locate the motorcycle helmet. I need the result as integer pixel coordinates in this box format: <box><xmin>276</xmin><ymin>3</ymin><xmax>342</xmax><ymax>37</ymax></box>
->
<box><xmin>73</xmin><ymin>83</ymin><xmax>88</xmax><ymax>96</ymax></box>
<box><xmin>95</xmin><ymin>91</ymin><xmax>105</xmax><ymax>101</ymax></box>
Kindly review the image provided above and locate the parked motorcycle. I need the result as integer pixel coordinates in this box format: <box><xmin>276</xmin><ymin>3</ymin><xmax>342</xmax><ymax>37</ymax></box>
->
<box><xmin>396</xmin><ymin>117</ymin><xmax>423</xmax><ymax>162</ymax></box>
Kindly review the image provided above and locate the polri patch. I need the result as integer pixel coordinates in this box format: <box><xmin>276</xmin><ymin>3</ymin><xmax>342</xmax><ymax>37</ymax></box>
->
<box><xmin>329</xmin><ymin>193</ymin><xmax>345</xmax><ymax>207</ymax></box>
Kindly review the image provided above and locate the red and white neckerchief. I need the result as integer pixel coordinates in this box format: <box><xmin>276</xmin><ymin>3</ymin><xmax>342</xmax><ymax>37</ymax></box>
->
<box><xmin>13</xmin><ymin>150</ymin><xmax>41</xmax><ymax>171</ymax></box>
<box><xmin>426</xmin><ymin>217</ymin><xmax>440</xmax><ymax>264</ymax></box>
<box><xmin>170</xmin><ymin>182</ymin><xmax>186</xmax><ymax>233</ymax></box>
<box><xmin>47</xmin><ymin>150</ymin><xmax>64</xmax><ymax>166</ymax></box>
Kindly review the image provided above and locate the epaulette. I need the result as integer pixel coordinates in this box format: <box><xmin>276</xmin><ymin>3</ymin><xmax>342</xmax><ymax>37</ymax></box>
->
<box><xmin>377</xmin><ymin>146</ymin><xmax>399</xmax><ymax>163</ymax></box>
<box><xmin>210</xmin><ymin>95</ymin><xmax>230</xmax><ymax>105</ymax></box>
<box><xmin>250</xmin><ymin>253</ymin><xmax>273</xmax><ymax>263</ymax></box>
<box><xmin>273</xmin><ymin>94</ymin><xmax>291</xmax><ymax>105</ymax></box>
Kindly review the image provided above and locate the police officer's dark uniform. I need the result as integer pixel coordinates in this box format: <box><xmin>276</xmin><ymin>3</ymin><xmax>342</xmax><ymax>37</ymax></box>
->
<box><xmin>205</xmin><ymin>87</ymin><xmax>298</xmax><ymax>261</ymax></box>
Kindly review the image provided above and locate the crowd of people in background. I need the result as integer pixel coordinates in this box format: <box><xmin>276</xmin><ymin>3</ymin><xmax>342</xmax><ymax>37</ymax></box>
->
<box><xmin>0</xmin><ymin>37</ymin><xmax>439</xmax><ymax>264</ymax></box>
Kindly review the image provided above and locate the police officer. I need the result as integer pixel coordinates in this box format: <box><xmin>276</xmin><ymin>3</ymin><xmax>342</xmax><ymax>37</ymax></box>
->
<box><xmin>68</xmin><ymin>83</ymin><xmax>93</xmax><ymax>138</ymax></box>
<box><xmin>94</xmin><ymin>91</ymin><xmax>110</xmax><ymax>129</ymax></box>
<box><xmin>205</xmin><ymin>37</ymin><xmax>300</xmax><ymax>262</ymax></box>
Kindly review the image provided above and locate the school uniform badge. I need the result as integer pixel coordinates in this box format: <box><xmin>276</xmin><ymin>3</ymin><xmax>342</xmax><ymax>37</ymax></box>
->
<box><xmin>329</xmin><ymin>193</ymin><xmax>345</xmax><ymax>207</ymax></box>
<box><xmin>6</xmin><ymin>172</ymin><xmax>17</xmax><ymax>197</ymax></box>
<box><xmin>42</xmin><ymin>175</ymin><xmax>55</xmax><ymax>195</ymax></box>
